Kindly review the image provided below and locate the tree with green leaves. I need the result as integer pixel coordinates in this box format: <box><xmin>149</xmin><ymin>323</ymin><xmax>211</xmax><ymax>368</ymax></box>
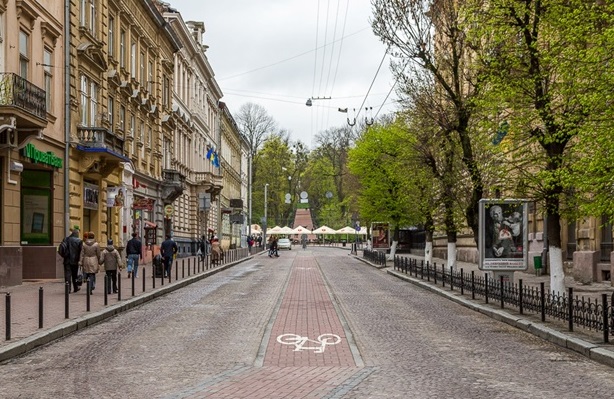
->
<box><xmin>464</xmin><ymin>0</ymin><xmax>614</xmax><ymax>293</ymax></box>
<box><xmin>348</xmin><ymin>119</ymin><xmax>423</xmax><ymax>258</ymax></box>
<box><xmin>371</xmin><ymin>0</ymin><xmax>486</xmax><ymax>248</ymax></box>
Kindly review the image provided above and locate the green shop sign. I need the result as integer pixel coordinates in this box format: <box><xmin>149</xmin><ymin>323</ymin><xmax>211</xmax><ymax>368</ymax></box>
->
<box><xmin>21</xmin><ymin>143</ymin><xmax>62</xmax><ymax>168</ymax></box>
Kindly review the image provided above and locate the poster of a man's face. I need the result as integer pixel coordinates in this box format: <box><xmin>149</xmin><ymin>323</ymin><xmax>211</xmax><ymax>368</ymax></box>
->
<box><xmin>372</xmin><ymin>222</ymin><xmax>389</xmax><ymax>249</ymax></box>
<box><xmin>479</xmin><ymin>200</ymin><xmax>528</xmax><ymax>270</ymax></box>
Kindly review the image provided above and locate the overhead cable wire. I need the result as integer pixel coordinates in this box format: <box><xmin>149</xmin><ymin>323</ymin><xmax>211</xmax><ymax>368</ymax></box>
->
<box><xmin>355</xmin><ymin>50</ymin><xmax>388</xmax><ymax>121</ymax></box>
<box><xmin>327</xmin><ymin>0</ymin><xmax>350</xmax><ymax>98</ymax></box>
<box><xmin>311</xmin><ymin>0</ymin><xmax>321</xmax><ymax>97</ymax></box>
<box><xmin>217</xmin><ymin>28</ymin><xmax>370</xmax><ymax>82</ymax></box>
<box><xmin>317</xmin><ymin>0</ymin><xmax>332</xmax><ymax>96</ymax></box>
<box><xmin>374</xmin><ymin>62</ymin><xmax>406</xmax><ymax>119</ymax></box>
<box><xmin>323</xmin><ymin>0</ymin><xmax>342</xmax><ymax>97</ymax></box>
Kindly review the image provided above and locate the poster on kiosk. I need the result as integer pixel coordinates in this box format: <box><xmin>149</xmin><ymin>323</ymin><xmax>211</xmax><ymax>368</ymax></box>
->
<box><xmin>479</xmin><ymin>199</ymin><xmax>529</xmax><ymax>271</ymax></box>
<box><xmin>371</xmin><ymin>222</ymin><xmax>390</xmax><ymax>249</ymax></box>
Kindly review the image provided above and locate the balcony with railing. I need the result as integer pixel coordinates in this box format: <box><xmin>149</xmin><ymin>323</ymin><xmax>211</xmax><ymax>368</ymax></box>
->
<box><xmin>161</xmin><ymin>169</ymin><xmax>186</xmax><ymax>203</ymax></box>
<box><xmin>0</xmin><ymin>73</ymin><xmax>46</xmax><ymax>126</ymax></box>
<box><xmin>76</xmin><ymin>126</ymin><xmax>125</xmax><ymax>155</ymax></box>
<box><xmin>194</xmin><ymin>170</ymin><xmax>223</xmax><ymax>200</ymax></box>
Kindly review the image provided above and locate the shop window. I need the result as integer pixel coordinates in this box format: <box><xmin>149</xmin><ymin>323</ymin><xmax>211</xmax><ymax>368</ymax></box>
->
<box><xmin>21</xmin><ymin>170</ymin><xmax>52</xmax><ymax>245</ymax></box>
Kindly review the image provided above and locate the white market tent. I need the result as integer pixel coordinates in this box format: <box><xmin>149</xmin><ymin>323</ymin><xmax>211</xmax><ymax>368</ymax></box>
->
<box><xmin>312</xmin><ymin>225</ymin><xmax>336</xmax><ymax>235</ymax></box>
<box><xmin>280</xmin><ymin>226</ymin><xmax>294</xmax><ymax>235</ymax></box>
<box><xmin>250</xmin><ymin>224</ymin><xmax>262</xmax><ymax>235</ymax></box>
<box><xmin>336</xmin><ymin>226</ymin><xmax>357</xmax><ymax>234</ymax></box>
<box><xmin>267</xmin><ymin>225</ymin><xmax>283</xmax><ymax>234</ymax></box>
<box><xmin>291</xmin><ymin>226</ymin><xmax>312</xmax><ymax>234</ymax></box>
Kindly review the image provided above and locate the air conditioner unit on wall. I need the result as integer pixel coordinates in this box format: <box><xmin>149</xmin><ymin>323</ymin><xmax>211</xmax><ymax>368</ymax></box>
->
<box><xmin>0</xmin><ymin>129</ymin><xmax>17</xmax><ymax>148</ymax></box>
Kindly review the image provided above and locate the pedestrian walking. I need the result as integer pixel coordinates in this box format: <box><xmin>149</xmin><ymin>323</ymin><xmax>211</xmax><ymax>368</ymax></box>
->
<box><xmin>126</xmin><ymin>232</ymin><xmax>143</xmax><ymax>279</ymax></box>
<box><xmin>198</xmin><ymin>235</ymin><xmax>207</xmax><ymax>261</ymax></box>
<box><xmin>247</xmin><ymin>236</ymin><xmax>253</xmax><ymax>253</ymax></box>
<box><xmin>100</xmin><ymin>239</ymin><xmax>121</xmax><ymax>294</ymax></box>
<box><xmin>160</xmin><ymin>234</ymin><xmax>178</xmax><ymax>277</ymax></box>
<box><xmin>60</xmin><ymin>226</ymin><xmax>83</xmax><ymax>293</ymax></box>
<box><xmin>268</xmin><ymin>235</ymin><xmax>279</xmax><ymax>258</ymax></box>
<box><xmin>211</xmin><ymin>235</ymin><xmax>223</xmax><ymax>265</ymax></box>
<box><xmin>79</xmin><ymin>232</ymin><xmax>101</xmax><ymax>293</ymax></box>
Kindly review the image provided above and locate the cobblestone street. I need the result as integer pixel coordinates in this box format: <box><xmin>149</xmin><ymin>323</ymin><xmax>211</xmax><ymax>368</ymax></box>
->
<box><xmin>1</xmin><ymin>247</ymin><xmax>614</xmax><ymax>398</ymax></box>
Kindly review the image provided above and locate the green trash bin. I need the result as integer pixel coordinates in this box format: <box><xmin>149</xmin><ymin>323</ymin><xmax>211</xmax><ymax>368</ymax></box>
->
<box><xmin>534</xmin><ymin>256</ymin><xmax>542</xmax><ymax>276</ymax></box>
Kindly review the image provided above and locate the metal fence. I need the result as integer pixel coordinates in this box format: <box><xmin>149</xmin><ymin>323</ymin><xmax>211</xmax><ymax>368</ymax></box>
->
<box><xmin>393</xmin><ymin>256</ymin><xmax>614</xmax><ymax>343</ymax></box>
<box><xmin>363</xmin><ymin>249</ymin><xmax>387</xmax><ymax>266</ymax></box>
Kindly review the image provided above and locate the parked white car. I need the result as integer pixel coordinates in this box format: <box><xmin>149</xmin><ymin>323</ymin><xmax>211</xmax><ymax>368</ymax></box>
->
<box><xmin>277</xmin><ymin>238</ymin><xmax>292</xmax><ymax>250</ymax></box>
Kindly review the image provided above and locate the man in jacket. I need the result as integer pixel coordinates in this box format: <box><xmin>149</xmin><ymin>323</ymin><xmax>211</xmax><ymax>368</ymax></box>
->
<box><xmin>65</xmin><ymin>227</ymin><xmax>83</xmax><ymax>293</ymax></box>
<box><xmin>160</xmin><ymin>234</ymin><xmax>178</xmax><ymax>277</ymax></box>
<box><xmin>126</xmin><ymin>232</ymin><xmax>143</xmax><ymax>279</ymax></box>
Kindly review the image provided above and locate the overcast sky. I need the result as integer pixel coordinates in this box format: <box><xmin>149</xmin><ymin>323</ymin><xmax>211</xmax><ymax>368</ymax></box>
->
<box><xmin>172</xmin><ymin>1</ymin><xmax>398</xmax><ymax>148</ymax></box>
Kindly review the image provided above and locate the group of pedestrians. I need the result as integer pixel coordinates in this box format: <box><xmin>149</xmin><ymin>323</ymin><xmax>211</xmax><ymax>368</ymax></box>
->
<box><xmin>268</xmin><ymin>235</ymin><xmax>279</xmax><ymax>258</ymax></box>
<box><xmin>59</xmin><ymin>227</ymin><xmax>143</xmax><ymax>294</ymax></box>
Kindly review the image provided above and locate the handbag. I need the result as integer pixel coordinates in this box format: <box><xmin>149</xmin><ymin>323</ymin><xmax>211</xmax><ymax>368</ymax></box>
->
<box><xmin>76</xmin><ymin>267</ymin><xmax>83</xmax><ymax>286</ymax></box>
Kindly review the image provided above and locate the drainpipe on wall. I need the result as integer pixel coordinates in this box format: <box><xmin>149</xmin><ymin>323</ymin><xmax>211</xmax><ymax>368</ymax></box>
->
<box><xmin>63</xmin><ymin>0</ymin><xmax>71</xmax><ymax>234</ymax></box>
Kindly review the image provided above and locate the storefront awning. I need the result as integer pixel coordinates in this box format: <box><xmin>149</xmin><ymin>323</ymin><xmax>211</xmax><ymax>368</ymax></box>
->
<box><xmin>76</xmin><ymin>145</ymin><xmax>132</xmax><ymax>163</ymax></box>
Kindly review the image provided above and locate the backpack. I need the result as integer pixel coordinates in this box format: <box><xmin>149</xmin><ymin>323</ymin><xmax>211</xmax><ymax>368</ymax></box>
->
<box><xmin>58</xmin><ymin>238</ymin><xmax>69</xmax><ymax>258</ymax></box>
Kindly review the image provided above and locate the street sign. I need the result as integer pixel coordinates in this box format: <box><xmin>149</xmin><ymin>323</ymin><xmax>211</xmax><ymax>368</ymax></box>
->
<box><xmin>164</xmin><ymin>204</ymin><xmax>173</xmax><ymax>216</ymax></box>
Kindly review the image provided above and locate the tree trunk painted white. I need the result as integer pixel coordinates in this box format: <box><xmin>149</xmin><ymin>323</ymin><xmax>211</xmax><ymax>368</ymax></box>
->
<box><xmin>549</xmin><ymin>246</ymin><xmax>565</xmax><ymax>294</ymax></box>
<box><xmin>425</xmin><ymin>241</ymin><xmax>433</xmax><ymax>266</ymax></box>
<box><xmin>366</xmin><ymin>239</ymin><xmax>372</xmax><ymax>250</ymax></box>
<box><xmin>388</xmin><ymin>241</ymin><xmax>398</xmax><ymax>260</ymax></box>
<box><xmin>447</xmin><ymin>242</ymin><xmax>456</xmax><ymax>270</ymax></box>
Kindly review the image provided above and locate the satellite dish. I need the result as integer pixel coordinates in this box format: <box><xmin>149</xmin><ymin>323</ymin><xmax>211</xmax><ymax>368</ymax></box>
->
<box><xmin>300</xmin><ymin>191</ymin><xmax>308</xmax><ymax>199</ymax></box>
<box><xmin>325</xmin><ymin>191</ymin><xmax>333</xmax><ymax>199</ymax></box>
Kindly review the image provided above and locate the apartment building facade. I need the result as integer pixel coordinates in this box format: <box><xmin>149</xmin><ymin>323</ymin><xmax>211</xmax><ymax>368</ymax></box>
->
<box><xmin>0</xmin><ymin>0</ymin><xmax>64</xmax><ymax>286</ymax></box>
<box><xmin>0</xmin><ymin>0</ymin><xmax>248</xmax><ymax>287</ymax></box>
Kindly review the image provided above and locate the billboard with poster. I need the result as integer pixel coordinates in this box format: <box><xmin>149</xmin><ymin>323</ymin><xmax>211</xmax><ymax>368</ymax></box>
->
<box><xmin>479</xmin><ymin>199</ymin><xmax>529</xmax><ymax>271</ymax></box>
<box><xmin>106</xmin><ymin>186</ymin><xmax>126</xmax><ymax>208</ymax></box>
<box><xmin>371</xmin><ymin>222</ymin><xmax>390</xmax><ymax>249</ymax></box>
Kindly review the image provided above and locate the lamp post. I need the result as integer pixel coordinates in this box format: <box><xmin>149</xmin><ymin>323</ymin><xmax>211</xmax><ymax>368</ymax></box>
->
<box><xmin>263</xmin><ymin>183</ymin><xmax>269</xmax><ymax>248</ymax></box>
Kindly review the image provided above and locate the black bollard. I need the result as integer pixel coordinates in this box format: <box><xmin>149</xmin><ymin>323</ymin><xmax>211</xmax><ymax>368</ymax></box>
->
<box><xmin>131</xmin><ymin>270</ymin><xmax>135</xmax><ymax>297</ymax></box>
<box><xmin>104</xmin><ymin>275</ymin><xmax>108</xmax><ymax>306</ymax></box>
<box><xmin>38</xmin><ymin>287</ymin><xmax>44</xmax><ymax>329</ymax></box>
<box><xmin>86</xmin><ymin>278</ymin><xmax>91</xmax><ymax>312</ymax></box>
<box><xmin>182</xmin><ymin>259</ymin><xmax>185</xmax><ymax>279</ymax></box>
<box><xmin>142</xmin><ymin>268</ymin><xmax>146</xmax><ymax>293</ymax></box>
<box><xmin>5</xmin><ymin>292</ymin><xmax>11</xmax><ymax>340</ymax></box>
<box><xmin>65</xmin><ymin>282</ymin><xmax>70</xmax><ymax>319</ymax></box>
<box><xmin>518</xmin><ymin>279</ymin><xmax>524</xmax><ymax>314</ymax></box>
<box><xmin>152</xmin><ymin>265</ymin><xmax>156</xmax><ymax>289</ymax></box>
<box><xmin>540</xmin><ymin>282</ymin><xmax>545</xmax><ymax>322</ymax></box>
<box><xmin>118</xmin><ymin>272</ymin><xmax>122</xmax><ymax>301</ymax></box>
<box><xmin>176</xmin><ymin>259</ymin><xmax>178</xmax><ymax>281</ymax></box>
<box><xmin>568</xmin><ymin>287</ymin><xmax>573</xmax><ymax>332</ymax></box>
<box><xmin>500</xmin><ymin>275</ymin><xmax>504</xmax><ymax>309</ymax></box>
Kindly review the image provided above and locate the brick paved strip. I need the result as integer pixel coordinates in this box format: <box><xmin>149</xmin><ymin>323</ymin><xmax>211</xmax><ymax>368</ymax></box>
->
<box><xmin>179</xmin><ymin>366</ymin><xmax>363</xmax><ymax>399</ymax></box>
<box><xmin>263</xmin><ymin>256</ymin><xmax>356</xmax><ymax>367</ymax></box>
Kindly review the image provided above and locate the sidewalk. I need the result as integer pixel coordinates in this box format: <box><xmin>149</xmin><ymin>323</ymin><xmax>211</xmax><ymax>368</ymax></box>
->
<box><xmin>361</xmin><ymin>252</ymin><xmax>614</xmax><ymax>368</ymax></box>
<box><xmin>0</xmin><ymin>254</ymin><xmax>252</xmax><ymax>363</ymax></box>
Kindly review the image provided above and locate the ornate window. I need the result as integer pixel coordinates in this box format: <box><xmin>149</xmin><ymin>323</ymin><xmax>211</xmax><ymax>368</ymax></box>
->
<box><xmin>19</xmin><ymin>30</ymin><xmax>29</xmax><ymax>78</ymax></box>
<box><xmin>43</xmin><ymin>49</ymin><xmax>52</xmax><ymax>112</ymax></box>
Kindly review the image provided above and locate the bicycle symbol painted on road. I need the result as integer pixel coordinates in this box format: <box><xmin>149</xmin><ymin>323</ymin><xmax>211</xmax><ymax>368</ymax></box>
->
<box><xmin>276</xmin><ymin>333</ymin><xmax>341</xmax><ymax>353</ymax></box>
